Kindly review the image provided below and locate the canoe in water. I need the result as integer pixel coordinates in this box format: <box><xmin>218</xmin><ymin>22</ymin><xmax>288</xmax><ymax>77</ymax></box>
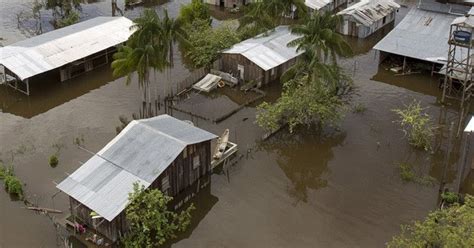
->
<box><xmin>213</xmin><ymin>129</ymin><xmax>229</xmax><ymax>160</ymax></box>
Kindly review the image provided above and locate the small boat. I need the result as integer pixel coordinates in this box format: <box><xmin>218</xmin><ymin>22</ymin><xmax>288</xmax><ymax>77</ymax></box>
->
<box><xmin>213</xmin><ymin>129</ymin><xmax>229</xmax><ymax>160</ymax></box>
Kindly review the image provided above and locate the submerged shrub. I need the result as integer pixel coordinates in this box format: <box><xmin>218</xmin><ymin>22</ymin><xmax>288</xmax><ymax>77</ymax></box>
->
<box><xmin>441</xmin><ymin>192</ymin><xmax>459</xmax><ymax>205</ymax></box>
<box><xmin>49</xmin><ymin>155</ymin><xmax>59</xmax><ymax>167</ymax></box>
<box><xmin>397</xmin><ymin>162</ymin><xmax>436</xmax><ymax>186</ymax></box>
<box><xmin>352</xmin><ymin>103</ymin><xmax>367</xmax><ymax>114</ymax></box>
<box><xmin>0</xmin><ymin>164</ymin><xmax>23</xmax><ymax>198</ymax></box>
<box><xmin>393</xmin><ymin>100</ymin><xmax>434</xmax><ymax>151</ymax></box>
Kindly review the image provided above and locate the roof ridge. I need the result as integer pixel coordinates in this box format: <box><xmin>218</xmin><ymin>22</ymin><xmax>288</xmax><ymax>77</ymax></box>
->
<box><xmin>136</xmin><ymin>119</ymin><xmax>188</xmax><ymax>146</ymax></box>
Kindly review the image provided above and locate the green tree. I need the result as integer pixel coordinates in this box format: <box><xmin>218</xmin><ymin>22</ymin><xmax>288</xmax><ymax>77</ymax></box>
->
<box><xmin>387</xmin><ymin>194</ymin><xmax>474</xmax><ymax>248</ymax></box>
<box><xmin>179</xmin><ymin>0</ymin><xmax>211</xmax><ymax>25</ymax></box>
<box><xmin>256</xmin><ymin>12</ymin><xmax>352</xmax><ymax>132</ymax></box>
<box><xmin>184</xmin><ymin>20</ymin><xmax>240</xmax><ymax>69</ymax></box>
<box><xmin>112</xmin><ymin>9</ymin><xmax>169</xmax><ymax>115</ymax></box>
<box><xmin>45</xmin><ymin>0</ymin><xmax>81</xmax><ymax>27</ymax></box>
<box><xmin>122</xmin><ymin>183</ymin><xmax>194</xmax><ymax>248</ymax></box>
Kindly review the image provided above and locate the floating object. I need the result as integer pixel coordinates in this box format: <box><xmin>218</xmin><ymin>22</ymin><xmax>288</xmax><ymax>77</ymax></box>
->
<box><xmin>217</xmin><ymin>80</ymin><xmax>225</xmax><ymax>88</ymax></box>
<box><xmin>27</xmin><ymin>206</ymin><xmax>62</xmax><ymax>214</ymax></box>
<box><xmin>192</xmin><ymin>74</ymin><xmax>222</xmax><ymax>92</ymax></box>
<box><xmin>211</xmin><ymin>141</ymin><xmax>238</xmax><ymax>170</ymax></box>
<box><xmin>213</xmin><ymin>129</ymin><xmax>229</xmax><ymax>160</ymax></box>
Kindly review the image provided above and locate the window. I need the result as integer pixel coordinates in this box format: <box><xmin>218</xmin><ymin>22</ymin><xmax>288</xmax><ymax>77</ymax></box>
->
<box><xmin>193</xmin><ymin>155</ymin><xmax>200</xmax><ymax>170</ymax></box>
<box><xmin>271</xmin><ymin>68</ymin><xmax>275</xmax><ymax>76</ymax></box>
<box><xmin>383</xmin><ymin>16</ymin><xmax>386</xmax><ymax>24</ymax></box>
<box><xmin>183</xmin><ymin>148</ymin><xmax>187</xmax><ymax>158</ymax></box>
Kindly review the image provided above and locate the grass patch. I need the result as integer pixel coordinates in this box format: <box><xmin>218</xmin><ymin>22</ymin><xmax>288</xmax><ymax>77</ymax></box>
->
<box><xmin>0</xmin><ymin>163</ymin><xmax>23</xmax><ymax>198</ymax></box>
<box><xmin>397</xmin><ymin>162</ymin><xmax>436</xmax><ymax>186</ymax></box>
<box><xmin>352</xmin><ymin>103</ymin><xmax>367</xmax><ymax>114</ymax></box>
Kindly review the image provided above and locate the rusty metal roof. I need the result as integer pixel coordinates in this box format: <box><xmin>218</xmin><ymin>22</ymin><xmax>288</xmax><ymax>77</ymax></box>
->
<box><xmin>57</xmin><ymin>115</ymin><xmax>217</xmax><ymax>221</ymax></box>
<box><xmin>0</xmin><ymin>17</ymin><xmax>134</xmax><ymax>81</ymax></box>
<box><xmin>337</xmin><ymin>0</ymin><xmax>400</xmax><ymax>27</ymax></box>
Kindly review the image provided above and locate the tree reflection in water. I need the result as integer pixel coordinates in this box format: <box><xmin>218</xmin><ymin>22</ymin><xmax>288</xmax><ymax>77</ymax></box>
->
<box><xmin>259</xmin><ymin>128</ymin><xmax>346</xmax><ymax>204</ymax></box>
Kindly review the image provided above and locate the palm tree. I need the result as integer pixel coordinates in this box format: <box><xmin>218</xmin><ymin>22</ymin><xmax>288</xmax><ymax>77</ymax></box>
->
<box><xmin>112</xmin><ymin>9</ymin><xmax>166</xmax><ymax>116</ymax></box>
<box><xmin>284</xmin><ymin>11</ymin><xmax>352</xmax><ymax>94</ymax></box>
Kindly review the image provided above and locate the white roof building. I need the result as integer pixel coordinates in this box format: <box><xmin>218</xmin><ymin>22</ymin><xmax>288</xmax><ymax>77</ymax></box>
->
<box><xmin>0</xmin><ymin>17</ymin><xmax>134</xmax><ymax>81</ymax></box>
<box><xmin>222</xmin><ymin>26</ymin><xmax>303</xmax><ymax>71</ymax></box>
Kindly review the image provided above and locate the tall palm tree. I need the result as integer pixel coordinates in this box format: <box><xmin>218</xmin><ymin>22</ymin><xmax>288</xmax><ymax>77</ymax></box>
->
<box><xmin>283</xmin><ymin>11</ymin><xmax>352</xmax><ymax>94</ymax></box>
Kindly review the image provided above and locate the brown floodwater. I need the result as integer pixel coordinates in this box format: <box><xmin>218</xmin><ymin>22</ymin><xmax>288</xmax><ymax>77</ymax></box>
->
<box><xmin>1</xmin><ymin>1</ymin><xmax>472</xmax><ymax>247</ymax></box>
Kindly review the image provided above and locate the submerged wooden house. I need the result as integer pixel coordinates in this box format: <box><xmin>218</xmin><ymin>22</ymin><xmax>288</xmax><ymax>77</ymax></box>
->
<box><xmin>0</xmin><ymin>17</ymin><xmax>134</xmax><ymax>95</ymax></box>
<box><xmin>305</xmin><ymin>0</ymin><xmax>351</xmax><ymax>13</ymax></box>
<box><xmin>57</xmin><ymin>115</ymin><xmax>217</xmax><ymax>242</ymax></box>
<box><xmin>220</xmin><ymin>26</ymin><xmax>303</xmax><ymax>85</ymax></box>
<box><xmin>336</xmin><ymin>0</ymin><xmax>400</xmax><ymax>38</ymax></box>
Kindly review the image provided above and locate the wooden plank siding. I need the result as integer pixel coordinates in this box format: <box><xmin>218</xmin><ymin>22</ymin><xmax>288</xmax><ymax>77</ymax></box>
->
<box><xmin>69</xmin><ymin>140</ymin><xmax>212</xmax><ymax>242</ymax></box>
<box><xmin>220</xmin><ymin>54</ymin><xmax>298</xmax><ymax>85</ymax></box>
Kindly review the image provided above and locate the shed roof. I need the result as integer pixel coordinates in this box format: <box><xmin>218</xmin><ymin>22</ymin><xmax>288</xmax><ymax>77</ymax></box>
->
<box><xmin>222</xmin><ymin>26</ymin><xmax>303</xmax><ymax>71</ymax></box>
<box><xmin>373</xmin><ymin>7</ymin><xmax>461</xmax><ymax>64</ymax></box>
<box><xmin>57</xmin><ymin>115</ymin><xmax>217</xmax><ymax>221</ymax></box>
<box><xmin>305</xmin><ymin>0</ymin><xmax>332</xmax><ymax>10</ymax></box>
<box><xmin>337</xmin><ymin>0</ymin><xmax>400</xmax><ymax>27</ymax></box>
<box><xmin>0</xmin><ymin>17</ymin><xmax>134</xmax><ymax>81</ymax></box>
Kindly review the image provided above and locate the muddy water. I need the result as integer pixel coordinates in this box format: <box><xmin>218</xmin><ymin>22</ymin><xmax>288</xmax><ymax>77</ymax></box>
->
<box><xmin>0</xmin><ymin>1</ymin><xmax>470</xmax><ymax>248</ymax></box>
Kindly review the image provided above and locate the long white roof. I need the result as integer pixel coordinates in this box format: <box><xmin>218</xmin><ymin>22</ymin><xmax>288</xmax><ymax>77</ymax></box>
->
<box><xmin>373</xmin><ymin>7</ymin><xmax>461</xmax><ymax>64</ymax></box>
<box><xmin>57</xmin><ymin>115</ymin><xmax>217</xmax><ymax>221</ymax></box>
<box><xmin>337</xmin><ymin>0</ymin><xmax>400</xmax><ymax>27</ymax></box>
<box><xmin>0</xmin><ymin>17</ymin><xmax>134</xmax><ymax>81</ymax></box>
<box><xmin>305</xmin><ymin>0</ymin><xmax>332</xmax><ymax>10</ymax></box>
<box><xmin>222</xmin><ymin>26</ymin><xmax>303</xmax><ymax>71</ymax></box>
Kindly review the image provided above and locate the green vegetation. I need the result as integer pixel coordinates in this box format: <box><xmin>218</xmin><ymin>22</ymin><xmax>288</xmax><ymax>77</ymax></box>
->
<box><xmin>49</xmin><ymin>155</ymin><xmax>59</xmax><ymax>167</ymax></box>
<box><xmin>184</xmin><ymin>19</ymin><xmax>240</xmax><ymax>68</ymax></box>
<box><xmin>0</xmin><ymin>164</ymin><xmax>23</xmax><ymax>198</ymax></box>
<box><xmin>238</xmin><ymin>0</ymin><xmax>307</xmax><ymax>37</ymax></box>
<box><xmin>179</xmin><ymin>0</ymin><xmax>211</xmax><ymax>25</ymax></box>
<box><xmin>387</xmin><ymin>194</ymin><xmax>474</xmax><ymax>248</ymax></box>
<box><xmin>56</xmin><ymin>10</ymin><xmax>79</xmax><ymax>28</ymax></box>
<box><xmin>45</xmin><ymin>0</ymin><xmax>81</xmax><ymax>28</ymax></box>
<box><xmin>256</xmin><ymin>12</ymin><xmax>352</xmax><ymax>132</ymax></box>
<box><xmin>122</xmin><ymin>183</ymin><xmax>194</xmax><ymax>247</ymax></box>
<box><xmin>441</xmin><ymin>191</ymin><xmax>460</xmax><ymax>205</ymax></box>
<box><xmin>397</xmin><ymin>162</ymin><xmax>436</xmax><ymax>186</ymax></box>
<box><xmin>393</xmin><ymin>100</ymin><xmax>435</xmax><ymax>151</ymax></box>
<box><xmin>352</xmin><ymin>103</ymin><xmax>367</xmax><ymax>114</ymax></box>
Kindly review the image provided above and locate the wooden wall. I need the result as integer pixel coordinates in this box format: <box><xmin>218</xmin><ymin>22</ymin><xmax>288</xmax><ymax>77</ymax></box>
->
<box><xmin>220</xmin><ymin>54</ymin><xmax>299</xmax><ymax>85</ymax></box>
<box><xmin>68</xmin><ymin>140</ymin><xmax>212</xmax><ymax>242</ymax></box>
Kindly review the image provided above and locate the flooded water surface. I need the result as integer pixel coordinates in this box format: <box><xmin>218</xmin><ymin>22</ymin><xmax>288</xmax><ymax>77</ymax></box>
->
<box><xmin>0</xmin><ymin>1</ymin><xmax>471</xmax><ymax>247</ymax></box>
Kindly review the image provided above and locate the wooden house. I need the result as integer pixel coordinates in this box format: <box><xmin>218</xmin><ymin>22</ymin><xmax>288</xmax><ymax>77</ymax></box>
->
<box><xmin>220</xmin><ymin>26</ymin><xmax>303</xmax><ymax>85</ymax></box>
<box><xmin>0</xmin><ymin>17</ymin><xmax>134</xmax><ymax>95</ymax></box>
<box><xmin>336</xmin><ymin>0</ymin><xmax>400</xmax><ymax>38</ymax></box>
<box><xmin>57</xmin><ymin>115</ymin><xmax>217</xmax><ymax>242</ymax></box>
<box><xmin>205</xmin><ymin>0</ymin><xmax>250</xmax><ymax>8</ymax></box>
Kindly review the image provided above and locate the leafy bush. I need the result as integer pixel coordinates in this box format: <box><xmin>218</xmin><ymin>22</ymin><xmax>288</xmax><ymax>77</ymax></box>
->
<box><xmin>0</xmin><ymin>164</ymin><xmax>23</xmax><ymax>198</ymax></box>
<box><xmin>441</xmin><ymin>192</ymin><xmax>459</xmax><ymax>204</ymax></box>
<box><xmin>397</xmin><ymin>162</ymin><xmax>436</xmax><ymax>186</ymax></box>
<box><xmin>393</xmin><ymin>100</ymin><xmax>434</xmax><ymax>151</ymax></box>
<box><xmin>352</xmin><ymin>103</ymin><xmax>367</xmax><ymax>114</ymax></box>
<box><xmin>49</xmin><ymin>155</ymin><xmax>59</xmax><ymax>167</ymax></box>
<box><xmin>56</xmin><ymin>10</ymin><xmax>80</xmax><ymax>28</ymax></box>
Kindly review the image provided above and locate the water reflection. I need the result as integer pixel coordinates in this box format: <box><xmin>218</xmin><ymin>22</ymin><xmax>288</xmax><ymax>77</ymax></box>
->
<box><xmin>260</xmin><ymin>128</ymin><xmax>346</xmax><ymax>204</ymax></box>
<box><xmin>0</xmin><ymin>65</ymin><xmax>115</xmax><ymax>118</ymax></box>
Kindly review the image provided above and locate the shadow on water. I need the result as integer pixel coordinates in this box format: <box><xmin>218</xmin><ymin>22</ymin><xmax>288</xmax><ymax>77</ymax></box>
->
<box><xmin>163</xmin><ymin>182</ymin><xmax>219</xmax><ymax>248</ymax></box>
<box><xmin>258</xmin><ymin>127</ymin><xmax>346</xmax><ymax>204</ymax></box>
<box><xmin>0</xmin><ymin>65</ymin><xmax>116</xmax><ymax>118</ymax></box>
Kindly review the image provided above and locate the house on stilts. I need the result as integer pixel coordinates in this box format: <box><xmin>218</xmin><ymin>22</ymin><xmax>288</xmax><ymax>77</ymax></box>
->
<box><xmin>336</xmin><ymin>0</ymin><xmax>400</xmax><ymax>38</ymax></box>
<box><xmin>0</xmin><ymin>17</ymin><xmax>134</xmax><ymax>95</ymax></box>
<box><xmin>56</xmin><ymin>115</ymin><xmax>217</xmax><ymax>242</ymax></box>
<box><xmin>219</xmin><ymin>26</ymin><xmax>303</xmax><ymax>86</ymax></box>
<box><xmin>373</xmin><ymin>0</ymin><xmax>472</xmax><ymax>71</ymax></box>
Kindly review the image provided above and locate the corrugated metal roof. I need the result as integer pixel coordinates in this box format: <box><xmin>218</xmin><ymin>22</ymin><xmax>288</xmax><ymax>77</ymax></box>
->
<box><xmin>305</xmin><ymin>0</ymin><xmax>332</xmax><ymax>10</ymax></box>
<box><xmin>373</xmin><ymin>7</ymin><xmax>462</xmax><ymax>64</ymax></box>
<box><xmin>222</xmin><ymin>26</ymin><xmax>303</xmax><ymax>71</ymax></box>
<box><xmin>337</xmin><ymin>0</ymin><xmax>400</xmax><ymax>27</ymax></box>
<box><xmin>0</xmin><ymin>17</ymin><xmax>134</xmax><ymax>81</ymax></box>
<box><xmin>57</xmin><ymin>115</ymin><xmax>217</xmax><ymax>221</ymax></box>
